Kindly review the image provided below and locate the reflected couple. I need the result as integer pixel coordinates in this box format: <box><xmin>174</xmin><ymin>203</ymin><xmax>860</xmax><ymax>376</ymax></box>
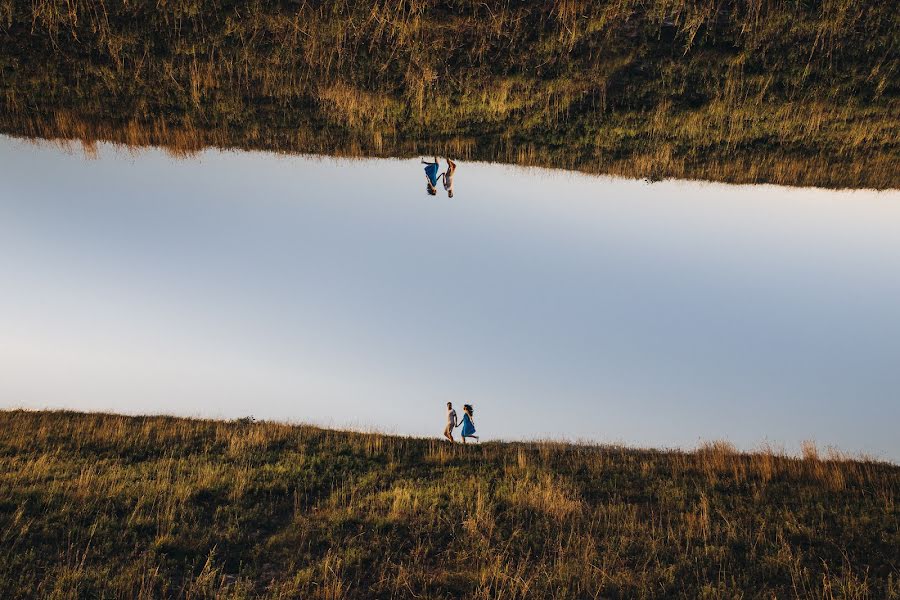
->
<box><xmin>422</xmin><ymin>157</ymin><xmax>456</xmax><ymax>197</ymax></box>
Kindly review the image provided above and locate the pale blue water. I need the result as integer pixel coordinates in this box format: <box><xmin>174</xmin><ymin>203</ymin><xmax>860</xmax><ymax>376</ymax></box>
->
<box><xmin>1</xmin><ymin>136</ymin><xmax>898</xmax><ymax>460</ymax></box>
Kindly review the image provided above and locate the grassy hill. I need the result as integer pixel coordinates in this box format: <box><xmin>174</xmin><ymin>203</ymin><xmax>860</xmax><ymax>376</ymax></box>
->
<box><xmin>1</xmin><ymin>410</ymin><xmax>897</xmax><ymax>599</ymax></box>
<box><xmin>0</xmin><ymin>0</ymin><xmax>897</xmax><ymax>188</ymax></box>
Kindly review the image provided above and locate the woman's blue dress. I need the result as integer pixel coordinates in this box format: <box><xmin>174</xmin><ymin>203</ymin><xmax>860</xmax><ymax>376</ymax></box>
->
<box><xmin>424</xmin><ymin>163</ymin><xmax>440</xmax><ymax>186</ymax></box>
<box><xmin>461</xmin><ymin>413</ymin><xmax>476</xmax><ymax>436</ymax></box>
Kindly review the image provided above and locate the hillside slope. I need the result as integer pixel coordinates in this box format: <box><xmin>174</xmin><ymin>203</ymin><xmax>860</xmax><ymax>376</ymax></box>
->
<box><xmin>1</xmin><ymin>410</ymin><xmax>898</xmax><ymax>598</ymax></box>
<box><xmin>1</xmin><ymin>0</ymin><xmax>897</xmax><ymax>188</ymax></box>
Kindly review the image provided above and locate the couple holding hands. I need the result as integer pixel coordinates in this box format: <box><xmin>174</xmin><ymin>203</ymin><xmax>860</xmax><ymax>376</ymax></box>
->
<box><xmin>422</xmin><ymin>157</ymin><xmax>456</xmax><ymax>197</ymax></box>
<box><xmin>444</xmin><ymin>402</ymin><xmax>478</xmax><ymax>443</ymax></box>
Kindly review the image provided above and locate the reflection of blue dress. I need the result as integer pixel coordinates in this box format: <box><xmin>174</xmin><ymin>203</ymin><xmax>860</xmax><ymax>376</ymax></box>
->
<box><xmin>424</xmin><ymin>163</ymin><xmax>440</xmax><ymax>186</ymax></box>
<box><xmin>461</xmin><ymin>413</ymin><xmax>476</xmax><ymax>436</ymax></box>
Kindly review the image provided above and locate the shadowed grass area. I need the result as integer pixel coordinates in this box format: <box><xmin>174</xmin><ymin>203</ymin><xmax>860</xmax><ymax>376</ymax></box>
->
<box><xmin>0</xmin><ymin>0</ymin><xmax>897</xmax><ymax>188</ymax></box>
<box><xmin>1</xmin><ymin>410</ymin><xmax>897</xmax><ymax>598</ymax></box>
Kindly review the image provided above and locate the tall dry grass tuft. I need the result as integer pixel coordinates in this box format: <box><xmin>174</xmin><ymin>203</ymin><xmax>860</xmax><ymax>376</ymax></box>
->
<box><xmin>504</xmin><ymin>473</ymin><xmax>584</xmax><ymax>521</ymax></box>
<box><xmin>317</xmin><ymin>82</ymin><xmax>400</xmax><ymax>129</ymax></box>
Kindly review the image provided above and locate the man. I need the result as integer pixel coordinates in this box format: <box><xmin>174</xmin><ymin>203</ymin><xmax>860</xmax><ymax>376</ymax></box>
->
<box><xmin>442</xmin><ymin>158</ymin><xmax>456</xmax><ymax>198</ymax></box>
<box><xmin>444</xmin><ymin>402</ymin><xmax>458</xmax><ymax>443</ymax></box>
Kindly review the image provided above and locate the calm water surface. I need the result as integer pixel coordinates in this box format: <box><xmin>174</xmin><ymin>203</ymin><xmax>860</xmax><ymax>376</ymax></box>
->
<box><xmin>1</xmin><ymin>136</ymin><xmax>898</xmax><ymax>460</ymax></box>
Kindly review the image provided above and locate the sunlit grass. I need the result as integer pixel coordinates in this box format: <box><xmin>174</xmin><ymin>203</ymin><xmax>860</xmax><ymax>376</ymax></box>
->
<box><xmin>1</xmin><ymin>410</ymin><xmax>897</xmax><ymax>598</ymax></box>
<box><xmin>0</xmin><ymin>0</ymin><xmax>896</xmax><ymax>188</ymax></box>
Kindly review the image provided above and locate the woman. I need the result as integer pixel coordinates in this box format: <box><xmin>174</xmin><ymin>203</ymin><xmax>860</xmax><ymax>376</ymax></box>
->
<box><xmin>460</xmin><ymin>404</ymin><xmax>478</xmax><ymax>444</ymax></box>
<box><xmin>422</xmin><ymin>157</ymin><xmax>441</xmax><ymax>196</ymax></box>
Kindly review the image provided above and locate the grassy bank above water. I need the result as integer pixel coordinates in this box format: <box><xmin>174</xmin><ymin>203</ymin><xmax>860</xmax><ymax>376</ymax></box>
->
<box><xmin>1</xmin><ymin>410</ymin><xmax>898</xmax><ymax>598</ymax></box>
<box><xmin>1</xmin><ymin>0</ymin><xmax>897</xmax><ymax>188</ymax></box>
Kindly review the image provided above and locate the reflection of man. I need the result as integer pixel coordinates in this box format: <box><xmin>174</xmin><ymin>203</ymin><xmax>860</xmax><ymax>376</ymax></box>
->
<box><xmin>442</xmin><ymin>158</ymin><xmax>456</xmax><ymax>198</ymax></box>
<box><xmin>444</xmin><ymin>402</ymin><xmax>457</xmax><ymax>442</ymax></box>
<box><xmin>422</xmin><ymin>157</ymin><xmax>440</xmax><ymax>196</ymax></box>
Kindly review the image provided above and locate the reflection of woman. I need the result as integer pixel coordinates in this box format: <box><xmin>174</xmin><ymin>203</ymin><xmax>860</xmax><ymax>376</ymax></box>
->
<box><xmin>460</xmin><ymin>404</ymin><xmax>478</xmax><ymax>443</ymax></box>
<box><xmin>421</xmin><ymin>157</ymin><xmax>440</xmax><ymax>195</ymax></box>
<box><xmin>442</xmin><ymin>158</ymin><xmax>456</xmax><ymax>198</ymax></box>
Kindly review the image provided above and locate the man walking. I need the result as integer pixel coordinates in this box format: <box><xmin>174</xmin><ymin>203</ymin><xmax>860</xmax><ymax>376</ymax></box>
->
<box><xmin>442</xmin><ymin>158</ymin><xmax>456</xmax><ymax>198</ymax></box>
<box><xmin>444</xmin><ymin>402</ymin><xmax>458</xmax><ymax>443</ymax></box>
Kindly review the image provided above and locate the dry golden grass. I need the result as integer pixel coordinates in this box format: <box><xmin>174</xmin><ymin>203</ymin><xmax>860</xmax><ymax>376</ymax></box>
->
<box><xmin>0</xmin><ymin>410</ymin><xmax>897</xmax><ymax>598</ymax></box>
<box><xmin>0</xmin><ymin>0</ymin><xmax>896</xmax><ymax>189</ymax></box>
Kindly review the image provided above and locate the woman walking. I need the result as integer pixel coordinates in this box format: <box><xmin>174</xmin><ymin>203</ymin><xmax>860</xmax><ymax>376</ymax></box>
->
<box><xmin>460</xmin><ymin>404</ymin><xmax>478</xmax><ymax>444</ymax></box>
<box><xmin>422</xmin><ymin>157</ymin><xmax>440</xmax><ymax>196</ymax></box>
